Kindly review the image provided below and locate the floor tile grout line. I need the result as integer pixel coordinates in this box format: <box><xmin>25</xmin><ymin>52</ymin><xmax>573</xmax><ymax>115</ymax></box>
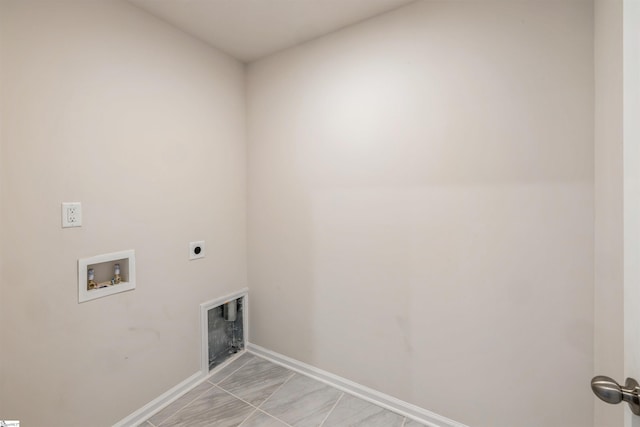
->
<box><xmin>146</xmin><ymin>354</ymin><xmax>249</xmax><ymax>426</ymax></box>
<box><xmin>255</xmin><ymin>408</ymin><xmax>296</xmax><ymax>427</ymax></box>
<box><xmin>209</xmin><ymin>353</ymin><xmax>255</xmax><ymax>386</ymax></box>
<box><xmin>249</xmin><ymin>352</ymin><xmax>413</xmax><ymax>423</ymax></box>
<box><xmin>149</xmin><ymin>352</ymin><xmax>257</xmax><ymax>426</ymax></box>
<box><xmin>318</xmin><ymin>391</ymin><xmax>344</xmax><ymax>427</ymax></box>
<box><xmin>236</xmin><ymin>407</ymin><xmax>259</xmax><ymax>427</ymax></box>
<box><xmin>152</xmin><ymin>356</ymin><xmax>418</xmax><ymax>427</ymax></box>
<box><xmin>153</xmin><ymin>383</ymin><xmax>216</xmax><ymax>427</ymax></box>
<box><xmin>256</xmin><ymin>371</ymin><xmax>296</xmax><ymax>410</ymax></box>
<box><xmin>211</xmin><ymin>382</ymin><xmax>295</xmax><ymax>427</ymax></box>
<box><xmin>282</xmin><ymin>358</ymin><xmax>415</xmax><ymax>424</ymax></box>
<box><xmin>214</xmin><ymin>383</ymin><xmax>261</xmax><ymax>408</ymax></box>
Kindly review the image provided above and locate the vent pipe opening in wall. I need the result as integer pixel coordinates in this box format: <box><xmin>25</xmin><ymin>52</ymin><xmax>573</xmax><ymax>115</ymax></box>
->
<box><xmin>200</xmin><ymin>290</ymin><xmax>247</xmax><ymax>374</ymax></box>
<box><xmin>223</xmin><ymin>300</ymin><xmax>237</xmax><ymax>322</ymax></box>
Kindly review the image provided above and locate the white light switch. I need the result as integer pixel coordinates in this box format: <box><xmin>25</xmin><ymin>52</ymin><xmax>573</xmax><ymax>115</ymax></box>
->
<box><xmin>62</xmin><ymin>202</ymin><xmax>82</xmax><ymax>228</ymax></box>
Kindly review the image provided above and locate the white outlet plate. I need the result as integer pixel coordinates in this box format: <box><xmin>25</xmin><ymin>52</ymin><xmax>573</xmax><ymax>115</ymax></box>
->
<box><xmin>62</xmin><ymin>202</ymin><xmax>82</xmax><ymax>228</ymax></box>
<box><xmin>189</xmin><ymin>241</ymin><xmax>205</xmax><ymax>260</ymax></box>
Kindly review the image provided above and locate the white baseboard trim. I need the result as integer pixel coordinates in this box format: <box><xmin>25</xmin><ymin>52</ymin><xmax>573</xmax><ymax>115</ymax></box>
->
<box><xmin>247</xmin><ymin>343</ymin><xmax>469</xmax><ymax>427</ymax></box>
<box><xmin>112</xmin><ymin>371</ymin><xmax>205</xmax><ymax>427</ymax></box>
<box><xmin>113</xmin><ymin>350</ymin><xmax>250</xmax><ymax>427</ymax></box>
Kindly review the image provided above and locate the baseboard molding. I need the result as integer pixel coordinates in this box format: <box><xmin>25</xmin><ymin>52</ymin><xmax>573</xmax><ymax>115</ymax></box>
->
<box><xmin>115</xmin><ymin>289</ymin><xmax>250</xmax><ymax>427</ymax></box>
<box><xmin>247</xmin><ymin>343</ymin><xmax>469</xmax><ymax>427</ymax></box>
<box><xmin>113</xmin><ymin>349</ymin><xmax>251</xmax><ymax>427</ymax></box>
<box><xmin>115</xmin><ymin>343</ymin><xmax>468</xmax><ymax>427</ymax></box>
<box><xmin>112</xmin><ymin>371</ymin><xmax>205</xmax><ymax>427</ymax></box>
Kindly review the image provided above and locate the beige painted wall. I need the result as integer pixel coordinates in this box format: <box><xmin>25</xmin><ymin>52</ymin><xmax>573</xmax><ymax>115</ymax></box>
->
<box><xmin>247</xmin><ymin>2</ymin><xmax>594</xmax><ymax>426</ymax></box>
<box><xmin>594</xmin><ymin>0</ymin><xmax>624</xmax><ymax>426</ymax></box>
<box><xmin>0</xmin><ymin>1</ymin><xmax>246</xmax><ymax>425</ymax></box>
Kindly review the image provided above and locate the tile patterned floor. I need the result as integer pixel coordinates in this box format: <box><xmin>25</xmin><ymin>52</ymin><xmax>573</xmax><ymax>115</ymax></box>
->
<box><xmin>144</xmin><ymin>352</ymin><xmax>427</xmax><ymax>427</ymax></box>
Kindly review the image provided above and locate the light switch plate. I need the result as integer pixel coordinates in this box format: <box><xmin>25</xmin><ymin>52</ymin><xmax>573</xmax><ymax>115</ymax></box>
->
<box><xmin>62</xmin><ymin>202</ymin><xmax>82</xmax><ymax>228</ymax></box>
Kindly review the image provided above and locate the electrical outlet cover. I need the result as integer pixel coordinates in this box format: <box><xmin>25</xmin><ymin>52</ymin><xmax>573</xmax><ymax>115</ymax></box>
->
<box><xmin>62</xmin><ymin>202</ymin><xmax>82</xmax><ymax>228</ymax></box>
<box><xmin>189</xmin><ymin>241</ymin><xmax>205</xmax><ymax>260</ymax></box>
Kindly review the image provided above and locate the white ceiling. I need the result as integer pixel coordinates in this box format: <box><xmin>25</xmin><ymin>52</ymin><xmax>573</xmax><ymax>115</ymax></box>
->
<box><xmin>128</xmin><ymin>0</ymin><xmax>416</xmax><ymax>62</ymax></box>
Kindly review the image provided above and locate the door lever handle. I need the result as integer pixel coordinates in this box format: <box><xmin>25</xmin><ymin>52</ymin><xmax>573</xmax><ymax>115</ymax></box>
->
<box><xmin>591</xmin><ymin>375</ymin><xmax>640</xmax><ymax>415</ymax></box>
